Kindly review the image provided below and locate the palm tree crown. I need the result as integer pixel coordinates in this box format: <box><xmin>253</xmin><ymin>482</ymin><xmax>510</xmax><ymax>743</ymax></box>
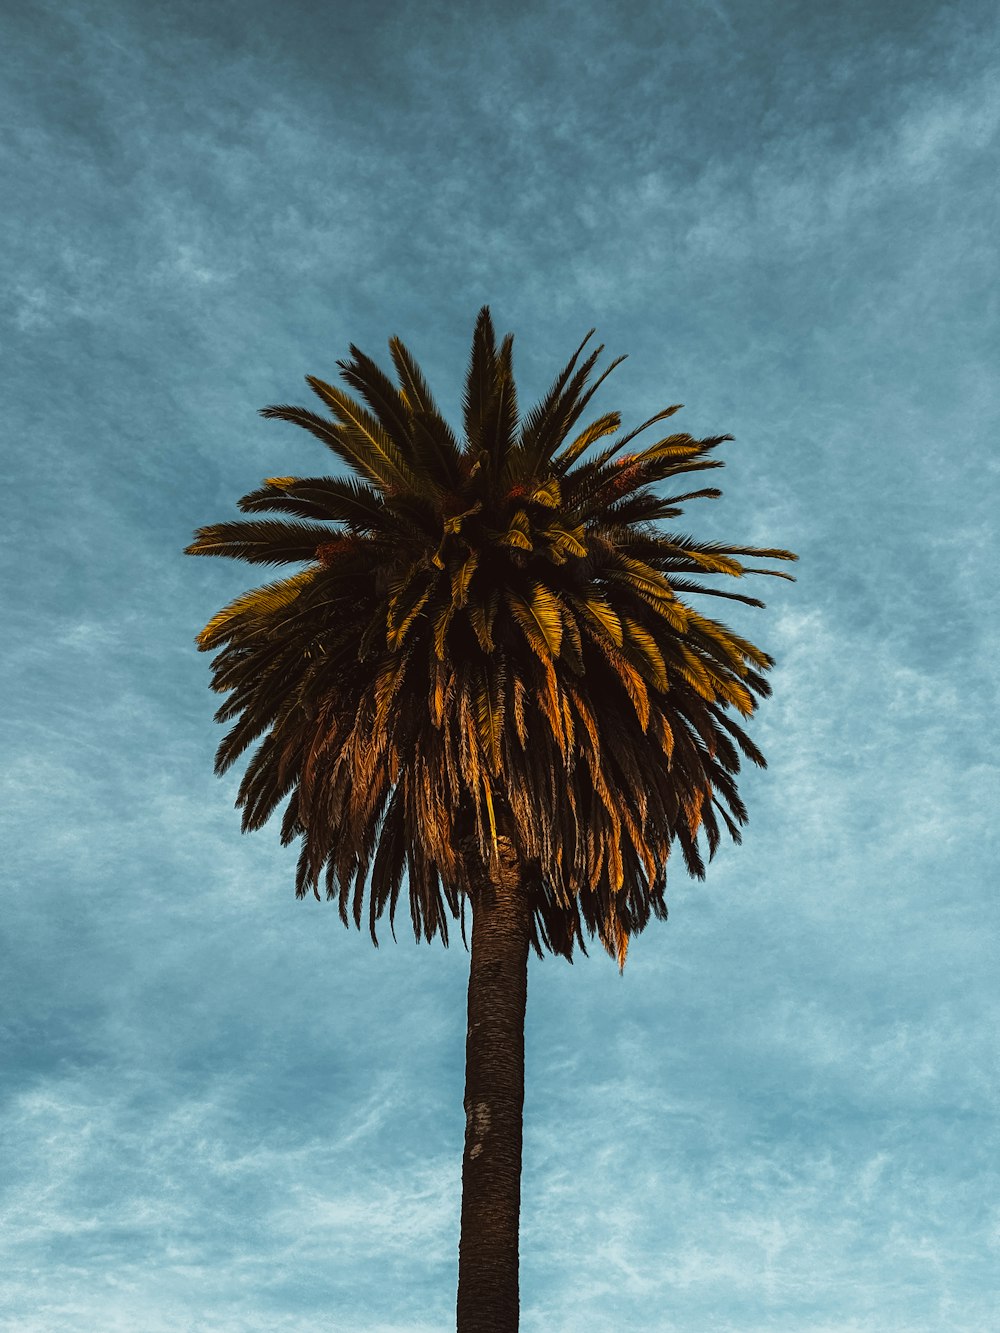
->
<box><xmin>187</xmin><ymin>307</ymin><xmax>795</xmax><ymax>969</ymax></box>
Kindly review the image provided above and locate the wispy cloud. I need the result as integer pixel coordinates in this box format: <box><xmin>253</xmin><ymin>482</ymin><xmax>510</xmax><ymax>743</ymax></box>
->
<box><xmin>3</xmin><ymin>0</ymin><xmax>997</xmax><ymax>1328</ymax></box>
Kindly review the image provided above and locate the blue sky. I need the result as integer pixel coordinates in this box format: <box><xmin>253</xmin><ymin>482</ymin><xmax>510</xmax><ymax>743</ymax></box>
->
<box><xmin>2</xmin><ymin>0</ymin><xmax>998</xmax><ymax>1329</ymax></box>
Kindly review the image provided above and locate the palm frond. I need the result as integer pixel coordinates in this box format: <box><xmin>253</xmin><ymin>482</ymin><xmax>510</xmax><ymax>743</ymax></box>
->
<box><xmin>195</xmin><ymin>568</ymin><xmax>317</xmax><ymax>649</ymax></box>
<box><xmin>553</xmin><ymin>411</ymin><xmax>622</xmax><ymax>473</ymax></box>
<box><xmin>305</xmin><ymin>378</ymin><xmax>416</xmax><ymax>492</ymax></box>
<box><xmin>337</xmin><ymin>345</ymin><xmax>414</xmax><ymax>451</ymax></box>
<box><xmin>186</xmin><ymin>519</ymin><xmax>343</xmax><ymax>566</ymax></box>
<box><xmin>571</xmin><ymin>593</ymin><xmax>623</xmax><ymax>647</ymax></box>
<box><xmin>237</xmin><ymin>475</ymin><xmax>387</xmax><ymax>529</ymax></box>
<box><xmin>505</xmin><ymin>584</ymin><xmax>563</xmax><ymax>661</ymax></box>
<box><xmin>411</xmin><ymin>410</ymin><xmax>464</xmax><ymax>491</ymax></box>
<box><xmin>463</xmin><ymin>306</ymin><xmax>498</xmax><ymax>455</ymax></box>
<box><xmin>481</xmin><ymin>332</ymin><xmax>519</xmax><ymax>477</ymax></box>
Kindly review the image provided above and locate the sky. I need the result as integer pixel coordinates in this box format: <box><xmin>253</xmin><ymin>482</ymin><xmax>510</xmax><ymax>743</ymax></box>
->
<box><xmin>2</xmin><ymin>0</ymin><xmax>998</xmax><ymax>1329</ymax></box>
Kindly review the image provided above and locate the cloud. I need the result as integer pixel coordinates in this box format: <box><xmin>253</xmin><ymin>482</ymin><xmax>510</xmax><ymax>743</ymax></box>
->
<box><xmin>3</xmin><ymin>0</ymin><xmax>997</xmax><ymax>1328</ymax></box>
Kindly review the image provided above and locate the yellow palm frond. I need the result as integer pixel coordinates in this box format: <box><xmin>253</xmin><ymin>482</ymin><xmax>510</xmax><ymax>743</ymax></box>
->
<box><xmin>506</xmin><ymin>584</ymin><xmax>563</xmax><ymax>661</ymax></box>
<box><xmin>530</xmin><ymin>478</ymin><xmax>562</xmax><ymax>507</ymax></box>
<box><xmin>554</xmin><ymin>411</ymin><xmax>621</xmax><ymax>471</ymax></box>
<box><xmin>386</xmin><ymin>575</ymin><xmax>432</xmax><ymax>650</ymax></box>
<box><xmin>544</xmin><ymin>523</ymin><xmax>588</xmax><ymax>561</ymax></box>
<box><xmin>305</xmin><ymin>376</ymin><xmax>415</xmax><ymax>492</ymax></box>
<box><xmin>196</xmin><ymin>569</ymin><xmax>316</xmax><ymax>649</ymax></box>
<box><xmin>512</xmin><ymin>674</ymin><xmax>528</xmax><ymax>748</ymax></box>
<box><xmin>473</xmin><ymin>664</ymin><xmax>505</xmax><ymax>775</ymax></box>
<box><xmin>686</xmin><ymin>607</ymin><xmax>772</xmax><ymax>671</ymax></box>
<box><xmin>432</xmin><ymin>599</ymin><xmax>456</xmax><ymax>660</ymax></box>
<box><xmin>574</xmin><ymin>595</ymin><xmax>623</xmax><ymax>647</ymax></box>
<box><xmin>482</xmin><ymin>778</ymin><xmax>499</xmax><ymax>858</ymax></box>
<box><xmin>450</xmin><ymin>551</ymin><xmax>479</xmax><ymax>608</ymax></box>
<box><xmin>467</xmin><ymin>599</ymin><xmax>495</xmax><ymax>652</ymax></box>
<box><xmin>676</xmin><ymin>644</ymin><xmax>717</xmax><ymax>700</ymax></box>
<box><xmin>501</xmin><ymin>509</ymin><xmax>534</xmax><ymax>552</ymax></box>
<box><xmin>622</xmin><ymin>616</ymin><xmax>669</xmax><ymax>692</ymax></box>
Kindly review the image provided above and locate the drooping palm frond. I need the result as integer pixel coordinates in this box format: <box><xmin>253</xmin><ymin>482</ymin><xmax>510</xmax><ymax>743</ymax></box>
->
<box><xmin>187</xmin><ymin>306</ymin><xmax>796</xmax><ymax>969</ymax></box>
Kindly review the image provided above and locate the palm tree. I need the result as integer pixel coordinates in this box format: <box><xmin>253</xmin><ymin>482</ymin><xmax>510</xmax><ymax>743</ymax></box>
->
<box><xmin>186</xmin><ymin>308</ymin><xmax>795</xmax><ymax>1331</ymax></box>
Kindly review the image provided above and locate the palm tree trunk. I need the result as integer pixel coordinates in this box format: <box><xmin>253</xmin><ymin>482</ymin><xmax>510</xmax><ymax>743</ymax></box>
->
<box><xmin>456</xmin><ymin>839</ymin><xmax>531</xmax><ymax>1333</ymax></box>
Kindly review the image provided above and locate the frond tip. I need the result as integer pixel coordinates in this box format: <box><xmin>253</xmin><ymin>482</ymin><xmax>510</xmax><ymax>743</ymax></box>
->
<box><xmin>195</xmin><ymin>570</ymin><xmax>316</xmax><ymax>649</ymax></box>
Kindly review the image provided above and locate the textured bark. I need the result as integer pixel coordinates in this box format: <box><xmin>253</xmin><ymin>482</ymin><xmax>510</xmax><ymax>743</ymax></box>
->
<box><xmin>456</xmin><ymin>836</ymin><xmax>531</xmax><ymax>1333</ymax></box>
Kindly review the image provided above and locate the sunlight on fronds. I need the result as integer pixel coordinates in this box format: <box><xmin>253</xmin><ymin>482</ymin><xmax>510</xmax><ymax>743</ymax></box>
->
<box><xmin>186</xmin><ymin>307</ymin><xmax>795</xmax><ymax>967</ymax></box>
